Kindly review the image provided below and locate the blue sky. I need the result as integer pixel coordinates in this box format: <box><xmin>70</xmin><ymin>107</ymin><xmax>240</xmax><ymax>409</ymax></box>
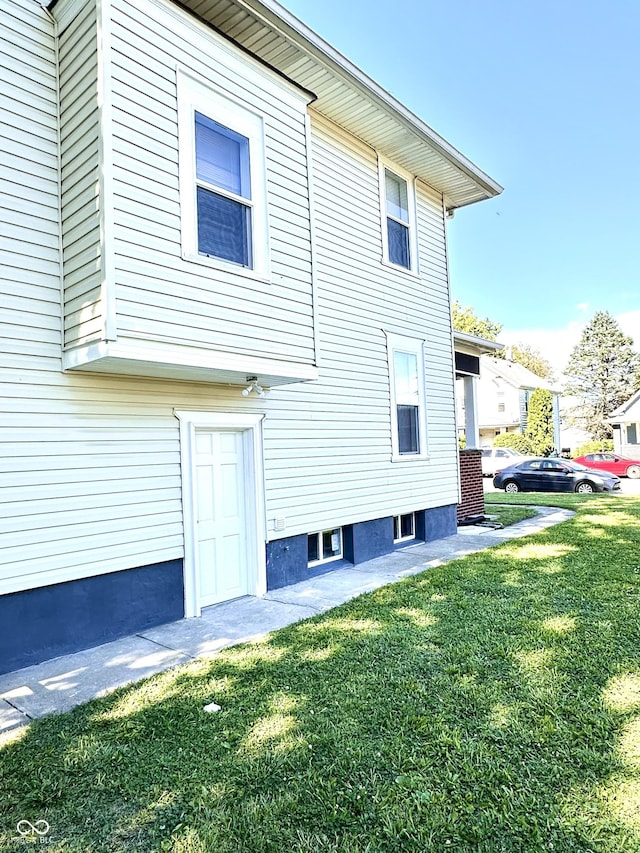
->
<box><xmin>280</xmin><ymin>0</ymin><xmax>640</xmax><ymax>373</ymax></box>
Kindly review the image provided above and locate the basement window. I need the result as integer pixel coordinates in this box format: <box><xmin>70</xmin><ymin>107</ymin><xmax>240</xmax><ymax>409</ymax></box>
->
<box><xmin>393</xmin><ymin>513</ymin><xmax>415</xmax><ymax>543</ymax></box>
<box><xmin>308</xmin><ymin>528</ymin><xmax>343</xmax><ymax>567</ymax></box>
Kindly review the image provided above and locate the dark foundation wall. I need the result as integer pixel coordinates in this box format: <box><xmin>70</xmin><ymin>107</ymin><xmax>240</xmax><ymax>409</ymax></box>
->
<box><xmin>3</xmin><ymin>503</ymin><xmax>460</xmax><ymax>673</ymax></box>
<box><xmin>266</xmin><ymin>505</ymin><xmax>458</xmax><ymax>590</ymax></box>
<box><xmin>0</xmin><ymin>560</ymin><xmax>184</xmax><ymax>675</ymax></box>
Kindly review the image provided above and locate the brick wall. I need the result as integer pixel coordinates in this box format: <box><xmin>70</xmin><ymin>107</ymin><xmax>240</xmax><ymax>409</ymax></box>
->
<box><xmin>457</xmin><ymin>449</ymin><xmax>485</xmax><ymax>523</ymax></box>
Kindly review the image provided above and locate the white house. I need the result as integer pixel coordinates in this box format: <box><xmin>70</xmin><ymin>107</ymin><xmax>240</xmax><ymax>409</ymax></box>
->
<box><xmin>472</xmin><ymin>357</ymin><xmax>562</xmax><ymax>451</ymax></box>
<box><xmin>609</xmin><ymin>390</ymin><xmax>640</xmax><ymax>456</ymax></box>
<box><xmin>0</xmin><ymin>0</ymin><xmax>501</xmax><ymax>674</ymax></box>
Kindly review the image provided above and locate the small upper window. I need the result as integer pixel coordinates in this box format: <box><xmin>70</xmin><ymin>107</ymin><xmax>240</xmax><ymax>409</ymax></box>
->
<box><xmin>379</xmin><ymin>161</ymin><xmax>417</xmax><ymax>272</ymax></box>
<box><xmin>178</xmin><ymin>71</ymin><xmax>269</xmax><ymax>276</ymax></box>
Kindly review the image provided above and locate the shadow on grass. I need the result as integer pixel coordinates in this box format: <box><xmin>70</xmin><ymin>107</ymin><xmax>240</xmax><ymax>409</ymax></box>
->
<box><xmin>2</xmin><ymin>496</ymin><xmax>640</xmax><ymax>852</ymax></box>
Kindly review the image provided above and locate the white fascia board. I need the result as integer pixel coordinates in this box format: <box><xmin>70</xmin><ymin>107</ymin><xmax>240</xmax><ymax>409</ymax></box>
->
<box><xmin>232</xmin><ymin>0</ymin><xmax>503</xmax><ymax>201</ymax></box>
<box><xmin>453</xmin><ymin>331</ymin><xmax>504</xmax><ymax>356</ymax></box>
<box><xmin>62</xmin><ymin>339</ymin><xmax>319</xmax><ymax>384</ymax></box>
<box><xmin>608</xmin><ymin>389</ymin><xmax>640</xmax><ymax>420</ymax></box>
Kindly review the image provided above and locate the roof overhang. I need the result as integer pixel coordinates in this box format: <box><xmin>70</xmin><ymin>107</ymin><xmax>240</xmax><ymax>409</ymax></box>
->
<box><xmin>175</xmin><ymin>0</ymin><xmax>503</xmax><ymax>209</ymax></box>
<box><xmin>608</xmin><ymin>388</ymin><xmax>640</xmax><ymax>421</ymax></box>
<box><xmin>454</xmin><ymin>331</ymin><xmax>504</xmax><ymax>356</ymax></box>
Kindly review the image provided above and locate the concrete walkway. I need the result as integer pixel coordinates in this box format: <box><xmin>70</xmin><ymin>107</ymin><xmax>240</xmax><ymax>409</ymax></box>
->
<box><xmin>0</xmin><ymin>506</ymin><xmax>573</xmax><ymax>738</ymax></box>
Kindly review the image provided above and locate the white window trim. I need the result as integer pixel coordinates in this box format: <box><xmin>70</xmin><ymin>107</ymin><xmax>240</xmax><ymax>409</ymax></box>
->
<box><xmin>386</xmin><ymin>332</ymin><xmax>428</xmax><ymax>462</ymax></box>
<box><xmin>174</xmin><ymin>410</ymin><xmax>267</xmax><ymax>618</ymax></box>
<box><xmin>308</xmin><ymin>528</ymin><xmax>343</xmax><ymax>568</ymax></box>
<box><xmin>177</xmin><ymin>68</ymin><xmax>270</xmax><ymax>279</ymax></box>
<box><xmin>393</xmin><ymin>512</ymin><xmax>416</xmax><ymax>544</ymax></box>
<box><xmin>378</xmin><ymin>157</ymin><xmax>419</xmax><ymax>275</ymax></box>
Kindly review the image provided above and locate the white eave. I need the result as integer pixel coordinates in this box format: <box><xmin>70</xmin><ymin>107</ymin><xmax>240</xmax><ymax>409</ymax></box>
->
<box><xmin>177</xmin><ymin>0</ymin><xmax>503</xmax><ymax>209</ymax></box>
<box><xmin>454</xmin><ymin>331</ymin><xmax>504</xmax><ymax>356</ymax></box>
<box><xmin>608</xmin><ymin>388</ymin><xmax>640</xmax><ymax>420</ymax></box>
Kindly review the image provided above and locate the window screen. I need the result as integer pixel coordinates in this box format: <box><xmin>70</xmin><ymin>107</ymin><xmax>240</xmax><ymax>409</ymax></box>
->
<box><xmin>394</xmin><ymin>350</ymin><xmax>420</xmax><ymax>454</ymax></box>
<box><xmin>195</xmin><ymin>113</ymin><xmax>252</xmax><ymax>267</ymax></box>
<box><xmin>385</xmin><ymin>169</ymin><xmax>411</xmax><ymax>269</ymax></box>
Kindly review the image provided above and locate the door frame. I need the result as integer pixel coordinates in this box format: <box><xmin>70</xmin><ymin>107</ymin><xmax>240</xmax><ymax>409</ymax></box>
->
<box><xmin>175</xmin><ymin>410</ymin><xmax>266</xmax><ymax>617</ymax></box>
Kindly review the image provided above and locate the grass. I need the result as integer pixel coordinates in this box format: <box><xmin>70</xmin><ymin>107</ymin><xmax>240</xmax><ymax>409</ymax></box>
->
<box><xmin>485</xmin><ymin>503</ymin><xmax>539</xmax><ymax>527</ymax></box>
<box><xmin>2</xmin><ymin>494</ymin><xmax>640</xmax><ymax>852</ymax></box>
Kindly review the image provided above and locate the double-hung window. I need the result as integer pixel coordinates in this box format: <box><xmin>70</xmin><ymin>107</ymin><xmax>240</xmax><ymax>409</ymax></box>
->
<box><xmin>379</xmin><ymin>161</ymin><xmax>417</xmax><ymax>272</ymax></box>
<box><xmin>195</xmin><ymin>113</ymin><xmax>252</xmax><ymax>266</ymax></box>
<box><xmin>387</xmin><ymin>333</ymin><xmax>427</xmax><ymax>460</ymax></box>
<box><xmin>178</xmin><ymin>71</ymin><xmax>269</xmax><ymax>276</ymax></box>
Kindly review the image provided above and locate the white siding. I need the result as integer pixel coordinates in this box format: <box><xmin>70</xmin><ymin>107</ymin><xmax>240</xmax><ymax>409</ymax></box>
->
<box><xmin>259</xmin><ymin>115</ymin><xmax>460</xmax><ymax>536</ymax></box>
<box><xmin>1</xmin><ymin>0</ymin><xmax>460</xmax><ymax>598</ymax></box>
<box><xmin>58</xmin><ymin>0</ymin><xmax>104</xmax><ymax>347</ymax></box>
<box><xmin>107</xmin><ymin>0</ymin><xmax>316</xmax><ymax>366</ymax></box>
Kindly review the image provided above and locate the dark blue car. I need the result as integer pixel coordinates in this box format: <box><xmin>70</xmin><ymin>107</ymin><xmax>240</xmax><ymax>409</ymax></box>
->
<box><xmin>493</xmin><ymin>458</ymin><xmax>621</xmax><ymax>494</ymax></box>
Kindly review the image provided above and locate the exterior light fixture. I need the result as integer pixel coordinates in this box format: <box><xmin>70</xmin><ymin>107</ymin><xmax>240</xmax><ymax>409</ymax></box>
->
<box><xmin>241</xmin><ymin>376</ymin><xmax>265</xmax><ymax>397</ymax></box>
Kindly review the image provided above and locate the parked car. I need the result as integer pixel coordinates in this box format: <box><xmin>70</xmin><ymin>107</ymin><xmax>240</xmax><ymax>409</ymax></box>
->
<box><xmin>481</xmin><ymin>446</ymin><xmax>532</xmax><ymax>477</ymax></box>
<box><xmin>493</xmin><ymin>458</ymin><xmax>621</xmax><ymax>494</ymax></box>
<box><xmin>572</xmin><ymin>452</ymin><xmax>640</xmax><ymax>479</ymax></box>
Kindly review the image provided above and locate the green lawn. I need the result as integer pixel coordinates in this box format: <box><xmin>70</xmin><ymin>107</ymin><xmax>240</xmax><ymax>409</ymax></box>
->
<box><xmin>2</xmin><ymin>494</ymin><xmax>640</xmax><ymax>852</ymax></box>
<box><xmin>484</xmin><ymin>503</ymin><xmax>538</xmax><ymax>527</ymax></box>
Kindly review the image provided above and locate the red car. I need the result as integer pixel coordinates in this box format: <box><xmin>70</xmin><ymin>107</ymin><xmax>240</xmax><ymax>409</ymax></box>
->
<box><xmin>572</xmin><ymin>452</ymin><xmax>640</xmax><ymax>479</ymax></box>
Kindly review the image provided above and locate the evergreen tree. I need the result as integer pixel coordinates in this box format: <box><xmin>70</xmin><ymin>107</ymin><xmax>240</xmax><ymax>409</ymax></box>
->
<box><xmin>564</xmin><ymin>311</ymin><xmax>640</xmax><ymax>440</ymax></box>
<box><xmin>525</xmin><ymin>388</ymin><xmax>555</xmax><ymax>455</ymax></box>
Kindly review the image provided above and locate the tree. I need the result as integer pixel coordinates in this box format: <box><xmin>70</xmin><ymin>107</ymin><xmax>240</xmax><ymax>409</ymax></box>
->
<box><xmin>451</xmin><ymin>301</ymin><xmax>502</xmax><ymax>341</ymax></box>
<box><xmin>564</xmin><ymin>311</ymin><xmax>640</xmax><ymax>441</ymax></box>
<box><xmin>525</xmin><ymin>388</ymin><xmax>555</xmax><ymax>455</ymax></box>
<box><xmin>451</xmin><ymin>303</ymin><xmax>555</xmax><ymax>379</ymax></box>
<box><xmin>492</xmin><ymin>432</ymin><xmax>535</xmax><ymax>454</ymax></box>
<box><xmin>510</xmin><ymin>344</ymin><xmax>555</xmax><ymax>382</ymax></box>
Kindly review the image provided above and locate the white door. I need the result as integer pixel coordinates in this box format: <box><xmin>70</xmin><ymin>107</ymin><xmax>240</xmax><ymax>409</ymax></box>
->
<box><xmin>195</xmin><ymin>429</ymin><xmax>249</xmax><ymax>607</ymax></box>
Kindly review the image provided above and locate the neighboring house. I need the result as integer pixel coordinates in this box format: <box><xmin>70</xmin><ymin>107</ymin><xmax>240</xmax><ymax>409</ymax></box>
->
<box><xmin>609</xmin><ymin>390</ymin><xmax>640</xmax><ymax>456</ymax></box>
<box><xmin>473</xmin><ymin>357</ymin><xmax>562</xmax><ymax>451</ymax></box>
<box><xmin>453</xmin><ymin>332</ymin><xmax>504</xmax><ymax>522</ymax></box>
<box><xmin>0</xmin><ymin>0</ymin><xmax>501</xmax><ymax>674</ymax></box>
<box><xmin>454</xmin><ymin>331</ymin><xmax>504</xmax><ymax>450</ymax></box>
<box><xmin>557</xmin><ymin>395</ymin><xmax>592</xmax><ymax>456</ymax></box>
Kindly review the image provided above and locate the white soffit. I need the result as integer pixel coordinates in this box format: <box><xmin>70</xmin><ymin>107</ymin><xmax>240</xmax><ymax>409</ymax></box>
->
<box><xmin>177</xmin><ymin>0</ymin><xmax>503</xmax><ymax>208</ymax></box>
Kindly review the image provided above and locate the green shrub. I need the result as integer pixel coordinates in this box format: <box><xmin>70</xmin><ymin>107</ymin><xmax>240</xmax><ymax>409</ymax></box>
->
<box><xmin>525</xmin><ymin>388</ymin><xmax>555</xmax><ymax>456</ymax></box>
<box><xmin>493</xmin><ymin>432</ymin><xmax>536</xmax><ymax>454</ymax></box>
<box><xmin>574</xmin><ymin>438</ymin><xmax>614</xmax><ymax>456</ymax></box>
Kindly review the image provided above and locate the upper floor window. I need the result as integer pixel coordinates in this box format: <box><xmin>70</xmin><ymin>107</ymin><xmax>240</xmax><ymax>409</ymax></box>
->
<box><xmin>386</xmin><ymin>333</ymin><xmax>427</xmax><ymax>461</ymax></box>
<box><xmin>379</xmin><ymin>161</ymin><xmax>417</xmax><ymax>272</ymax></box>
<box><xmin>195</xmin><ymin>113</ymin><xmax>252</xmax><ymax>266</ymax></box>
<box><xmin>178</xmin><ymin>70</ymin><xmax>269</xmax><ymax>277</ymax></box>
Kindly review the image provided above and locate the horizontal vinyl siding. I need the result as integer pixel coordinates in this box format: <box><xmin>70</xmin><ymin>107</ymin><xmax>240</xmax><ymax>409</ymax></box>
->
<box><xmin>260</xmin><ymin>116</ymin><xmax>459</xmax><ymax>537</ymax></box>
<box><xmin>1</xmin><ymin>0</ymin><xmax>459</xmax><ymax>599</ymax></box>
<box><xmin>108</xmin><ymin>0</ymin><xmax>315</xmax><ymax>365</ymax></box>
<box><xmin>58</xmin><ymin>0</ymin><xmax>104</xmax><ymax>348</ymax></box>
<box><xmin>0</xmin><ymin>0</ymin><xmax>216</xmax><ymax>597</ymax></box>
